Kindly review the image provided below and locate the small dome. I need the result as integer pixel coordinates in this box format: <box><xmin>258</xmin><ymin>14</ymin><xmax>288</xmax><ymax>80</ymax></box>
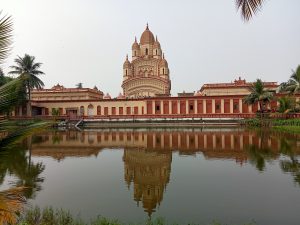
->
<box><xmin>104</xmin><ymin>93</ymin><xmax>111</xmax><ymax>99</ymax></box>
<box><xmin>153</xmin><ymin>36</ymin><xmax>161</xmax><ymax>48</ymax></box>
<box><xmin>117</xmin><ymin>92</ymin><xmax>125</xmax><ymax>99</ymax></box>
<box><xmin>159</xmin><ymin>54</ymin><xmax>168</xmax><ymax>67</ymax></box>
<box><xmin>123</xmin><ymin>55</ymin><xmax>131</xmax><ymax>69</ymax></box>
<box><xmin>132</xmin><ymin>37</ymin><xmax>140</xmax><ymax>50</ymax></box>
<box><xmin>140</xmin><ymin>24</ymin><xmax>155</xmax><ymax>45</ymax></box>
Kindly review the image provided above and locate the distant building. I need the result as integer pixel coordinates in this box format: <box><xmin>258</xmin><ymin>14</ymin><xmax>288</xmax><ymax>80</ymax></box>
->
<box><xmin>197</xmin><ymin>77</ymin><xmax>277</xmax><ymax>96</ymax></box>
<box><xmin>31</xmin><ymin>84</ymin><xmax>104</xmax><ymax>101</ymax></box>
<box><xmin>121</xmin><ymin>24</ymin><xmax>171</xmax><ymax>98</ymax></box>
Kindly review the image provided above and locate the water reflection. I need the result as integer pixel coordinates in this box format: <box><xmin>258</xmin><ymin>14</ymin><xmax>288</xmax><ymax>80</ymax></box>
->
<box><xmin>0</xmin><ymin>139</ymin><xmax>45</xmax><ymax>223</ymax></box>
<box><xmin>123</xmin><ymin>148</ymin><xmax>171</xmax><ymax>216</ymax></box>
<box><xmin>1</xmin><ymin>128</ymin><xmax>300</xmax><ymax>220</ymax></box>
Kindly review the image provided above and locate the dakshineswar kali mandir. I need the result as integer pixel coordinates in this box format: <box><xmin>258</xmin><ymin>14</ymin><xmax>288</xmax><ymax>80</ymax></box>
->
<box><xmin>13</xmin><ymin>24</ymin><xmax>281</xmax><ymax>118</ymax></box>
<box><xmin>122</xmin><ymin>24</ymin><xmax>171</xmax><ymax>98</ymax></box>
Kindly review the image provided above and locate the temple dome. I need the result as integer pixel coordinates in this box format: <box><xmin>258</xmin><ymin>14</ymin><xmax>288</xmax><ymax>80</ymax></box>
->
<box><xmin>159</xmin><ymin>55</ymin><xmax>168</xmax><ymax>67</ymax></box>
<box><xmin>153</xmin><ymin>36</ymin><xmax>161</xmax><ymax>48</ymax></box>
<box><xmin>104</xmin><ymin>93</ymin><xmax>111</xmax><ymax>99</ymax></box>
<box><xmin>123</xmin><ymin>55</ymin><xmax>131</xmax><ymax>69</ymax></box>
<box><xmin>117</xmin><ymin>92</ymin><xmax>125</xmax><ymax>99</ymax></box>
<box><xmin>132</xmin><ymin>37</ymin><xmax>140</xmax><ymax>50</ymax></box>
<box><xmin>140</xmin><ymin>24</ymin><xmax>155</xmax><ymax>45</ymax></box>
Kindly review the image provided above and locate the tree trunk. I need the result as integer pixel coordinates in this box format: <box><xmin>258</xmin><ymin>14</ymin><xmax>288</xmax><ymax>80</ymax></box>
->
<box><xmin>27</xmin><ymin>83</ymin><xmax>32</xmax><ymax>117</ymax></box>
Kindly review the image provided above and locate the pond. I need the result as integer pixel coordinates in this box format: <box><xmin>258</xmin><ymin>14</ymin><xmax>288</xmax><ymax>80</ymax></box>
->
<box><xmin>1</xmin><ymin>128</ymin><xmax>300</xmax><ymax>225</ymax></box>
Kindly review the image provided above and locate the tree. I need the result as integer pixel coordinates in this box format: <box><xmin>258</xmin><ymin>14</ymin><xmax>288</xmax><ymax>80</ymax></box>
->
<box><xmin>236</xmin><ymin>0</ymin><xmax>265</xmax><ymax>21</ymax></box>
<box><xmin>244</xmin><ymin>79</ymin><xmax>274</xmax><ymax>112</ymax></box>
<box><xmin>278</xmin><ymin>96</ymin><xmax>296</xmax><ymax>113</ymax></box>
<box><xmin>9</xmin><ymin>54</ymin><xmax>45</xmax><ymax>116</ymax></box>
<box><xmin>280</xmin><ymin>65</ymin><xmax>300</xmax><ymax>95</ymax></box>
<box><xmin>76</xmin><ymin>82</ymin><xmax>83</xmax><ymax>88</ymax></box>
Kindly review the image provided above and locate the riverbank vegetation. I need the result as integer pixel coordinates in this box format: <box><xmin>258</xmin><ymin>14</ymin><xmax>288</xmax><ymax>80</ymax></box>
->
<box><xmin>16</xmin><ymin>207</ymin><xmax>255</xmax><ymax>225</ymax></box>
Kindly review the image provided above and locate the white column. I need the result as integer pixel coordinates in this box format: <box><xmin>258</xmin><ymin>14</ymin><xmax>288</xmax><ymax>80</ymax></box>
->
<box><xmin>249</xmin><ymin>104</ymin><xmax>252</xmax><ymax>113</ymax></box>
<box><xmin>152</xmin><ymin>101</ymin><xmax>155</xmax><ymax>114</ymax></box>
<box><xmin>161</xmin><ymin>100</ymin><xmax>164</xmax><ymax>114</ymax></box>
<box><xmin>221</xmin><ymin>99</ymin><xmax>224</xmax><ymax>113</ymax></box>
<box><xmin>212</xmin><ymin>99</ymin><xmax>215</xmax><ymax>114</ymax></box>
<box><xmin>169</xmin><ymin>101</ymin><xmax>172</xmax><ymax>114</ymax></box>
<box><xmin>230</xmin><ymin>99</ymin><xmax>233</xmax><ymax>113</ymax></box>
<box><xmin>203</xmin><ymin>100</ymin><xmax>207</xmax><ymax>114</ymax></box>
<box><xmin>195</xmin><ymin>100</ymin><xmax>198</xmax><ymax>114</ymax></box>
<box><xmin>239</xmin><ymin>99</ymin><xmax>243</xmax><ymax>113</ymax></box>
<box><xmin>177</xmin><ymin>101</ymin><xmax>180</xmax><ymax>114</ymax></box>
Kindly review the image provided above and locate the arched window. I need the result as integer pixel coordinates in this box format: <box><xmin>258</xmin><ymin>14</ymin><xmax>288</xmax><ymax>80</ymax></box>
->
<box><xmin>134</xmin><ymin>51</ymin><xmax>136</xmax><ymax>56</ymax></box>
<box><xmin>163</xmin><ymin>68</ymin><xmax>165</xmax><ymax>74</ymax></box>
<box><xmin>97</xmin><ymin>106</ymin><xmax>101</xmax><ymax>115</ymax></box>
<box><xmin>126</xmin><ymin>69</ymin><xmax>127</xmax><ymax>76</ymax></box>
<box><xmin>145</xmin><ymin>48</ymin><xmax>148</xmax><ymax>55</ymax></box>
<box><xmin>155</xmin><ymin>49</ymin><xmax>157</xmax><ymax>55</ymax></box>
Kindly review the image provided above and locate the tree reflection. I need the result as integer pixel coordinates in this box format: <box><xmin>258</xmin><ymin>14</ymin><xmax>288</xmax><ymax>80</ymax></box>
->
<box><xmin>246</xmin><ymin>129</ymin><xmax>277</xmax><ymax>171</ymax></box>
<box><xmin>278</xmin><ymin>137</ymin><xmax>300</xmax><ymax>186</ymax></box>
<box><xmin>0</xmin><ymin>140</ymin><xmax>45</xmax><ymax>198</ymax></box>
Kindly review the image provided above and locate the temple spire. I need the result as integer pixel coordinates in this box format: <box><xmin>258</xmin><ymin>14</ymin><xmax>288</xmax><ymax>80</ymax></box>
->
<box><xmin>146</xmin><ymin>23</ymin><xmax>149</xmax><ymax>30</ymax></box>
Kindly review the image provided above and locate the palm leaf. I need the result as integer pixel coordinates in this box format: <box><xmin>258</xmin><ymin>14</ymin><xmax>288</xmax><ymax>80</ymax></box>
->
<box><xmin>0</xmin><ymin>12</ymin><xmax>13</xmax><ymax>65</ymax></box>
<box><xmin>236</xmin><ymin>0</ymin><xmax>264</xmax><ymax>21</ymax></box>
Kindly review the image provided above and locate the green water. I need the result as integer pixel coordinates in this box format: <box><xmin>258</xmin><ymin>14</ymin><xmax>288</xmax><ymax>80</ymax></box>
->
<box><xmin>1</xmin><ymin>128</ymin><xmax>300</xmax><ymax>225</ymax></box>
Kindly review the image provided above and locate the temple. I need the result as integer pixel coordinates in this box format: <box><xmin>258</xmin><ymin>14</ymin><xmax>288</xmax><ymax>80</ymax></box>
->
<box><xmin>10</xmin><ymin>24</ymin><xmax>289</xmax><ymax>119</ymax></box>
<box><xmin>122</xmin><ymin>24</ymin><xmax>171</xmax><ymax>98</ymax></box>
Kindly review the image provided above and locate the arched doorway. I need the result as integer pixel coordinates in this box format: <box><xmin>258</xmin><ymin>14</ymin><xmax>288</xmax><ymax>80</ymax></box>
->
<box><xmin>87</xmin><ymin>104</ymin><xmax>94</xmax><ymax>116</ymax></box>
<box><xmin>80</xmin><ymin>106</ymin><xmax>84</xmax><ymax>116</ymax></box>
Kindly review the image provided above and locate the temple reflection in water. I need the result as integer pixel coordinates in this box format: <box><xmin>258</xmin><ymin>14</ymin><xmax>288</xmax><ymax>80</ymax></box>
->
<box><xmin>123</xmin><ymin>148</ymin><xmax>171</xmax><ymax>216</ymax></box>
<box><xmin>29</xmin><ymin>129</ymin><xmax>300</xmax><ymax>215</ymax></box>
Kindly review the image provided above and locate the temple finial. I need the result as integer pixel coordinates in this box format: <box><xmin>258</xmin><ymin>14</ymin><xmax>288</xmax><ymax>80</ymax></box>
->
<box><xmin>134</xmin><ymin>36</ymin><xmax>137</xmax><ymax>42</ymax></box>
<box><xmin>146</xmin><ymin>23</ymin><xmax>149</xmax><ymax>30</ymax></box>
<box><xmin>156</xmin><ymin>35</ymin><xmax>158</xmax><ymax>42</ymax></box>
<box><xmin>162</xmin><ymin>53</ymin><xmax>165</xmax><ymax>59</ymax></box>
<box><xmin>126</xmin><ymin>54</ymin><xmax>128</xmax><ymax>60</ymax></box>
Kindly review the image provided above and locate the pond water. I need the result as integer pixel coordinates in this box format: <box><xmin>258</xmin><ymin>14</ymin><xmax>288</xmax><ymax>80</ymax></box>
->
<box><xmin>1</xmin><ymin>128</ymin><xmax>300</xmax><ymax>225</ymax></box>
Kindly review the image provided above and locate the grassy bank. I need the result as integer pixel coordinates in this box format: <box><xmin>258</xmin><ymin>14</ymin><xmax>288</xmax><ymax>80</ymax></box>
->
<box><xmin>15</xmin><ymin>207</ymin><xmax>255</xmax><ymax>225</ymax></box>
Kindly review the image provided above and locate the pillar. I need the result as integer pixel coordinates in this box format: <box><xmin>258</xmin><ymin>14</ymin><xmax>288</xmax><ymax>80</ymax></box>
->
<box><xmin>212</xmin><ymin>99</ymin><xmax>215</xmax><ymax>114</ymax></box>
<box><xmin>186</xmin><ymin>100</ymin><xmax>189</xmax><ymax>114</ymax></box>
<box><xmin>221</xmin><ymin>99</ymin><xmax>224</xmax><ymax>114</ymax></box>
<box><xmin>239</xmin><ymin>99</ymin><xmax>243</xmax><ymax>113</ymax></box>
<box><xmin>152</xmin><ymin>101</ymin><xmax>155</xmax><ymax>115</ymax></box>
<box><xmin>230</xmin><ymin>99</ymin><xmax>233</xmax><ymax>114</ymax></box>
<box><xmin>203</xmin><ymin>99</ymin><xmax>207</xmax><ymax>114</ymax></box>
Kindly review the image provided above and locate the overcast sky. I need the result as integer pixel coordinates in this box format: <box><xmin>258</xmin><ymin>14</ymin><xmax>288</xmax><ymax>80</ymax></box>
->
<box><xmin>1</xmin><ymin>0</ymin><xmax>300</xmax><ymax>96</ymax></box>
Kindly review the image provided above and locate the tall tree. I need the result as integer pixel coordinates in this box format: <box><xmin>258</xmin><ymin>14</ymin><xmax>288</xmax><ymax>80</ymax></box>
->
<box><xmin>280</xmin><ymin>65</ymin><xmax>300</xmax><ymax>95</ymax></box>
<box><xmin>236</xmin><ymin>0</ymin><xmax>265</xmax><ymax>21</ymax></box>
<box><xmin>9</xmin><ymin>54</ymin><xmax>44</xmax><ymax>116</ymax></box>
<box><xmin>244</xmin><ymin>79</ymin><xmax>273</xmax><ymax>112</ymax></box>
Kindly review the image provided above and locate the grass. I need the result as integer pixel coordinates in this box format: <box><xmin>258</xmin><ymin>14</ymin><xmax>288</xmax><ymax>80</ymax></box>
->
<box><xmin>16</xmin><ymin>207</ymin><xmax>256</xmax><ymax>225</ymax></box>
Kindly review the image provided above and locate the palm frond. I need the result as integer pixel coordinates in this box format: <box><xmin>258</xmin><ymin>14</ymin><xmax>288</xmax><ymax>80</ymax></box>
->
<box><xmin>0</xmin><ymin>12</ymin><xmax>13</xmax><ymax>64</ymax></box>
<box><xmin>236</xmin><ymin>0</ymin><xmax>264</xmax><ymax>21</ymax></box>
